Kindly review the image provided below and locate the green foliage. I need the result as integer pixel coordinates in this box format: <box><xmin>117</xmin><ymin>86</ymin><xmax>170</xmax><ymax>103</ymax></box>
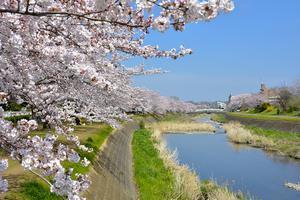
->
<box><xmin>20</xmin><ymin>181</ymin><xmax>62</xmax><ymax>200</ymax></box>
<box><xmin>3</xmin><ymin>101</ymin><xmax>27</xmax><ymax>111</ymax></box>
<box><xmin>4</xmin><ymin>115</ymin><xmax>31</xmax><ymax>123</ymax></box>
<box><xmin>132</xmin><ymin>129</ymin><xmax>175</xmax><ymax>200</ymax></box>
<box><xmin>86</xmin><ymin>137</ymin><xmax>93</xmax><ymax>143</ymax></box>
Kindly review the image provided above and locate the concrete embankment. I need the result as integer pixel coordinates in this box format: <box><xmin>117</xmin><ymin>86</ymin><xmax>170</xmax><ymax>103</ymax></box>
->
<box><xmin>224</xmin><ymin>114</ymin><xmax>300</xmax><ymax>133</ymax></box>
<box><xmin>85</xmin><ymin>122</ymin><xmax>138</xmax><ymax>200</ymax></box>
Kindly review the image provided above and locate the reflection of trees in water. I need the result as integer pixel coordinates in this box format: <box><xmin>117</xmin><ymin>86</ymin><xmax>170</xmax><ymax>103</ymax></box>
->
<box><xmin>264</xmin><ymin>151</ymin><xmax>300</xmax><ymax>165</ymax></box>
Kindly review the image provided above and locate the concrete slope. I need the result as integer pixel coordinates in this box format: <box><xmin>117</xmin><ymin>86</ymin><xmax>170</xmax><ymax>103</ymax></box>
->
<box><xmin>86</xmin><ymin>122</ymin><xmax>139</xmax><ymax>200</ymax></box>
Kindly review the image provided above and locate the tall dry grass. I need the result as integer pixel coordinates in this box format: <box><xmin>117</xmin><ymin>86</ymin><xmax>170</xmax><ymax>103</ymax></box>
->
<box><xmin>152</xmin><ymin>129</ymin><xmax>202</xmax><ymax>200</ymax></box>
<box><xmin>223</xmin><ymin>122</ymin><xmax>275</xmax><ymax>148</ymax></box>
<box><xmin>148</xmin><ymin>121</ymin><xmax>242</xmax><ymax>200</ymax></box>
<box><xmin>150</xmin><ymin>121</ymin><xmax>215</xmax><ymax>134</ymax></box>
<box><xmin>207</xmin><ymin>187</ymin><xmax>243</xmax><ymax>200</ymax></box>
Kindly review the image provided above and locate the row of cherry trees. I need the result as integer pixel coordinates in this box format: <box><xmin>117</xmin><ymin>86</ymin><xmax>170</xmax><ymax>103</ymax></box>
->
<box><xmin>0</xmin><ymin>0</ymin><xmax>234</xmax><ymax>199</ymax></box>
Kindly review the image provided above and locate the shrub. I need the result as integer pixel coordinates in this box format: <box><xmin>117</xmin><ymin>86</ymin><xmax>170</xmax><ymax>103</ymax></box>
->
<box><xmin>86</xmin><ymin>137</ymin><xmax>93</xmax><ymax>143</ymax></box>
<box><xmin>139</xmin><ymin>120</ymin><xmax>145</xmax><ymax>129</ymax></box>
<box><xmin>4</xmin><ymin>115</ymin><xmax>31</xmax><ymax>123</ymax></box>
<box><xmin>3</xmin><ymin>101</ymin><xmax>27</xmax><ymax>111</ymax></box>
<box><xmin>254</xmin><ymin>102</ymin><xmax>272</xmax><ymax>113</ymax></box>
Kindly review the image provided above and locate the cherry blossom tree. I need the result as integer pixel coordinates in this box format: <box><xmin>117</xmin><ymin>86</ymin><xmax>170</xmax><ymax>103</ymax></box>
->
<box><xmin>227</xmin><ymin>93</ymin><xmax>267</xmax><ymax>112</ymax></box>
<box><xmin>132</xmin><ymin>89</ymin><xmax>197</xmax><ymax>114</ymax></box>
<box><xmin>0</xmin><ymin>0</ymin><xmax>234</xmax><ymax>199</ymax></box>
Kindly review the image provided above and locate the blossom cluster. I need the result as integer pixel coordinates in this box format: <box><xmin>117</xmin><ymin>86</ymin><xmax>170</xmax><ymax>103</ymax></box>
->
<box><xmin>0</xmin><ymin>159</ymin><xmax>8</xmax><ymax>192</ymax></box>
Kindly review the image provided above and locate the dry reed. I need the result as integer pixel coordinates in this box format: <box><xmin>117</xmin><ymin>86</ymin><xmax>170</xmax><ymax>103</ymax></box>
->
<box><xmin>151</xmin><ymin>128</ymin><xmax>203</xmax><ymax>200</ymax></box>
<box><xmin>285</xmin><ymin>182</ymin><xmax>300</xmax><ymax>192</ymax></box>
<box><xmin>150</xmin><ymin>121</ymin><xmax>215</xmax><ymax>134</ymax></box>
<box><xmin>223</xmin><ymin>122</ymin><xmax>275</xmax><ymax>148</ymax></box>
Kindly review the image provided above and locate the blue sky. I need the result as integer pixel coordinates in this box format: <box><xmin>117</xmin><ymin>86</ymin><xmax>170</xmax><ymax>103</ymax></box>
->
<box><xmin>132</xmin><ymin>0</ymin><xmax>300</xmax><ymax>101</ymax></box>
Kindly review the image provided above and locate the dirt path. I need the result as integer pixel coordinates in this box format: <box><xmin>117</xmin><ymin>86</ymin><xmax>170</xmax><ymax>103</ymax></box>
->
<box><xmin>85</xmin><ymin>121</ymin><xmax>139</xmax><ymax>200</ymax></box>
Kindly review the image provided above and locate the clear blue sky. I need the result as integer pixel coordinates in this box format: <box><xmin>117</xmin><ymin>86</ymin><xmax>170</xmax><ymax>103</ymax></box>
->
<box><xmin>131</xmin><ymin>0</ymin><xmax>300</xmax><ymax>101</ymax></box>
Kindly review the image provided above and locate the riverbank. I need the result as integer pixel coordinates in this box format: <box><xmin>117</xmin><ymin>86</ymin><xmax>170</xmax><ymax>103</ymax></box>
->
<box><xmin>132</xmin><ymin>117</ymin><xmax>245</xmax><ymax>200</ymax></box>
<box><xmin>224</xmin><ymin>122</ymin><xmax>300</xmax><ymax>159</ymax></box>
<box><xmin>224</xmin><ymin>112</ymin><xmax>300</xmax><ymax>132</ymax></box>
<box><xmin>227</xmin><ymin>112</ymin><xmax>300</xmax><ymax>122</ymax></box>
<box><xmin>211</xmin><ymin>114</ymin><xmax>228</xmax><ymax>123</ymax></box>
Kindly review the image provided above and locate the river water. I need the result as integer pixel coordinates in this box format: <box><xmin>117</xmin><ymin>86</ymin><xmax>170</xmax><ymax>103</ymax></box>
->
<box><xmin>163</xmin><ymin>118</ymin><xmax>300</xmax><ymax>200</ymax></box>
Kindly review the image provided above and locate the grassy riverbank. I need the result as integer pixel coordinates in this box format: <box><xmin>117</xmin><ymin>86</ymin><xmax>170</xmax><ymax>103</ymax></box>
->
<box><xmin>211</xmin><ymin>114</ymin><xmax>228</xmax><ymax>123</ymax></box>
<box><xmin>132</xmin><ymin>128</ymin><xmax>245</xmax><ymax>200</ymax></box>
<box><xmin>224</xmin><ymin>122</ymin><xmax>300</xmax><ymax>159</ymax></box>
<box><xmin>132</xmin><ymin>129</ymin><xmax>175</xmax><ymax>199</ymax></box>
<box><xmin>133</xmin><ymin>116</ymin><xmax>245</xmax><ymax>200</ymax></box>
<box><xmin>2</xmin><ymin>123</ymin><xmax>113</xmax><ymax>200</ymax></box>
<box><xmin>227</xmin><ymin>112</ymin><xmax>300</xmax><ymax>122</ymax></box>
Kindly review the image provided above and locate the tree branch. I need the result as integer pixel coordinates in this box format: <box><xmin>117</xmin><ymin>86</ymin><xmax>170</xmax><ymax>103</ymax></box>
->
<box><xmin>29</xmin><ymin>169</ymin><xmax>53</xmax><ymax>187</ymax></box>
<box><xmin>0</xmin><ymin>9</ymin><xmax>146</xmax><ymax>28</ymax></box>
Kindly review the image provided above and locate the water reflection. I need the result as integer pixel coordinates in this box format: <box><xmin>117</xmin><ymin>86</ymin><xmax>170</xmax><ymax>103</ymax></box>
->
<box><xmin>228</xmin><ymin>137</ymin><xmax>300</xmax><ymax>166</ymax></box>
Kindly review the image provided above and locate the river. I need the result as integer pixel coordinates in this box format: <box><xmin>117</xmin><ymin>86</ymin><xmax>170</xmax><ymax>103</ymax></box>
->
<box><xmin>163</xmin><ymin>118</ymin><xmax>300</xmax><ymax>200</ymax></box>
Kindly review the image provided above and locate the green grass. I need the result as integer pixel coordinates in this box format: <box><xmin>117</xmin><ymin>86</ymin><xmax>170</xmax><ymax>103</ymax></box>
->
<box><xmin>248</xmin><ymin>108</ymin><xmax>299</xmax><ymax>116</ymax></box>
<box><xmin>157</xmin><ymin>113</ymin><xmax>193</xmax><ymax>122</ymax></box>
<box><xmin>62</xmin><ymin>124</ymin><xmax>113</xmax><ymax>176</ymax></box>
<box><xmin>245</xmin><ymin>126</ymin><xmax>300</xmax><ymax>158</ymax></box>
<box><xmin>20</xmin><ymin>181</ymin><xmax>62</xmax><ymax>200</ymax></box>
<box><xmin>4</xmin><ymin>115</ymin><xmax>31</xmax><ymax>124</ymax></box>
<box><xmin>227</xmin><ymin>112</ymin><xmax>300</xmax><ymax>122</ymax></box>
<box><xmin>211</xmin><ymin>114</ymin><xmax>228</xmax><ymax>123</ymax></box>
<box><xmin>132</xmin><ymin>129</ymin><xmax>175</xmax><ymax>200</ymax></box>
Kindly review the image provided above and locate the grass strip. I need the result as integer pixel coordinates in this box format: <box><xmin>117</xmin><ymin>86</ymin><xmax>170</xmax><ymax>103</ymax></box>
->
<box><xmin>211</xmin><ymin>114</ymin><xmax>228</xmax><ymax>123</ymax></box>
<box><xmin>132</xmin><ymin>129</ymin><xmax>175</xmax><ymax>200</ymax></box>
<box><xmin>20</xmin><ymin>181</ymin><xmax>62</xmax><ymax>200</ymax></box>
<box><xmin>227</xmin><ymin>112</ymin><xmax>300</xmax><ymax>122</ymax></box>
